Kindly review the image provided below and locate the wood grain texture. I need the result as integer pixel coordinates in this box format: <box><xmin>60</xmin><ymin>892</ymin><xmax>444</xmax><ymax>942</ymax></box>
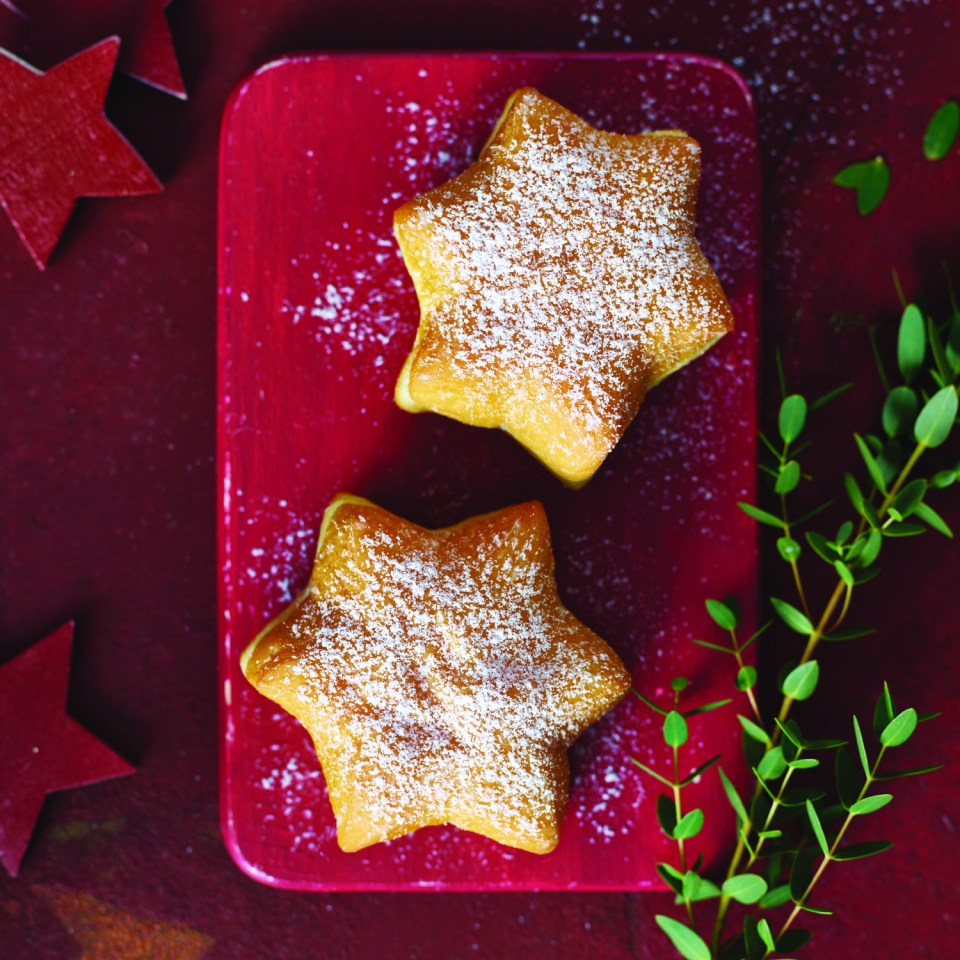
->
<box><xmin>218</xmin><ymin>52</ymin><xmax>760</xmax><ymax>891</ymax></box>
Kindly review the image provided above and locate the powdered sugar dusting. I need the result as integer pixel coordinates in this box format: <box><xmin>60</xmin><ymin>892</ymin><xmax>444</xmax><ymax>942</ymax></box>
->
<box><xmin>248</xmin><ymin>500</ymin><xmax>629</xmax><ymax>851</ymax></box>
<box><xmin>398</xmin><ymin>89</ymin><xmax>733</xmax><ymax>475</ymax></box>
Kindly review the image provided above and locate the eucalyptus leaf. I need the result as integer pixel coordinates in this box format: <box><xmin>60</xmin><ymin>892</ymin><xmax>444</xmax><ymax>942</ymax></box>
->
<box><xmin>833</xmin><ymin>155</ymin><xmax>890</xmax><ymax>215</ymax></box>
<box><xmin>782</xmin><ymin>660</ymin><xmax>820</xmax><ymax>701</ymax></box>
<box><xmin>681</xmin><ymin>753</ymin><xmax>723</xmax><ymax>786</ymax></box>
<box><xmin>757</xmin><ymin>918</ymin><xmax>776</xmax><ymax>953</ymax></box>
<box><xmin>672</xmin><ymin>676</ymin><xmax>689</xmax><ymax>692</ymax></box>
<box><xmin>914</xmin><ymin>501</ymin><xmax>954</xmax><ymax>538</ymax></box>
<box><xmin>655</xmin><ymin>915</ymin><xmax>711</xmax><ymax>960</ymax></box>
<box><xmin>722</xmin><ymin>873</ymin><xmax>768</xmax><ymax>904</ymax></box>
<box><xmin>788</xmin><ymin>757</ymin><xmax>820</xmax><ymax>770</ymax></box>
<box><xmin>775</xmin><ymin>718</ymin><xmax>804</xmax><ymax>748</ymax></box>
<box><xmin>719</xmin><ymin>767</ymin><xmax>749</xmax><ymax>825</ymax></box>
<box><xmin>664</xmin><ymin>710</ymin><xmax>689</xmax><ymax>748</ymax></box>
<box><xmin>834</xmin><ymin>559</ymin><xmax>854</xmax><ymax>586</ymax></box>
<box><xmin>806</xmin><ymin>799</ymin><xmax>830</xmax><ymax>857</ymax></box>
<box><xmin>873</xmin><ymin>683</ymin><xmax>896</xmax><ymax>739</ymax></box>
<box><xmin>779</xmin><ymin>394</ymin><xmax>808</xmax><ymax>444</ymax></box>
<box><xmin>892</xmin><ymin>478</ymin><xmax>927</xmax><ymax>518</ymax></box>
<box><xmin>629</xmin><ymin>758</ymin><xmax>673</xmax><ymax>789</ymax></box>
<box><xmin>632</xmin><ymin>690</ymin><xmax>668</xmax><ymax>715</ymax></box>
<box><xmin>832</xmin><ymin>840</ymin><xmax>893</xmax><ymax>861</ymax></box>
<box><xmin>844</xmin><ymin>472</ymin><xmax>865</xmax><ymax>512</ymax></box>
<box><xmin>771</xmin><ymin>597</ymin><xmax>815</xmax><ymax>635</ymax></box>
<box><xmin>777</xmin><ymin>535</ymin><xmax>802</xmax><ymax>562</ymax></box>
<box><xmin>759</xmin><ymin>884</ymin><xmax>792</xmax><ymax>909</ymax></box>
<box><xmin>882</xmin><ymin>385</ymin><xmax>919</xmax><ymax>437</ymax></box>
<box><xmin>657</xmin><ymin>794</ymin><xmax>678</xmax><ymax>837</ymax></box>
<box><xmin>897</xmin><ymin>304</ymin><xmax>926</xmax><ymax>382</ymax></box>
<box><xmin>757</xmin><ymin>745</ymin><xmax>786</xmax><ymax>780</ymax></box>
<box><xmin>836</xmin><ymin>747</ymin><xmax>861</xmax><ymax>809</ymax></box>
<box><xmin>781</xmin><ymin>786</ymin><xmax>828</xmax><ymax>807</ymax></box>
<box><xmin>682</xmin><ymin>870</ymin><xmax>721</xmax><ymax>902</ymax></box>
<box><xmin>849</xmin><ymin>793</ymin><xmax>893</xmax><ymax>815</ymax></box>
<box><xmin>776</xmin><ymin>458</ymin><xmax>802</xmax><ymax>494</ymax></box>
<box><xmin>657</xmin><ymin>862</ymin><xmax>684</xmax><ymax>894</ymax></box>
<box><xmin>739</xmin><ymin>501</ymin><xmax>785</xmax><ymax>527</ymax></box>
<box><xmin>876</xmin><ymin>763</ymin><xmax>944</xmax><ymax>780</ymax></box>
<box><xmin>914</xmin><ymin>385</ymin><xmax>959</xmax><ymax>448</ymax></box>
<box><xmin>806</xmin><ymin>530</ymin><xmax>839</xmax><ymax>563</ymax></box>
<box><xmin>854</xmin><ymin>432</ymin><xmax>888</xmax><ymax>493</ymax></box>
<box><xmin>923</xmin><ymin>100</ymin><xmax>960</xmax><ymax>160</ymax></box>
<box><xmin>882</xmin><ymin>520</ymin><xmax>926</xmax><ymax>537</ymax></box>
<box><xmin>931</xmin><ymin>469</ymin><xmax>958</xmax><ymax>489</ymax></box>
<box><xmin>824</xmin><ymin>625</ymin><xmax>876</xmax><ymax>642</ymax></box>
<box><xmin>736</xmin><ymin>665</ymin><xmax>758</xmax><ymax>691</ymax></box>
<box><xmin>705</xmin><ymin>598</ymin><xmax>738</xmax><ymax>630</ymax></box>
<box><xmin>789</xmin><ymin>846</ymin><xmax>816</xmax><ymax>902</ymax></box>
<box><xmin>683</xmin><ymin>698</ymin><xmax>733</xmax><ymax>717</ymax></box>
<box><xmin>738</xmin><ymin>713</ymin><xmax>771</xmax><ymax>745</ymax></box>
<box><xmin>881</xmin><ymin>708</ymin><xmax>918</xmax><ymax>747</ymax></box>
<box><xmin>853</xmin><ymin>716</ymin><xmax>871</xmax><ymax>778</ymax></box>
<box><xmin>778</xmin><ymin>928</ymin><xmax>814</xmax><ymax>952</ymax></box>
<box><xmin>929</xmin><ymin>315</ymin><xmax>951</xmax><ymax>383</ymax></box>
<box><xmin>673</xmin><ymin>808</ymin><xmax>705</xmax><ymax>840</ymax></box>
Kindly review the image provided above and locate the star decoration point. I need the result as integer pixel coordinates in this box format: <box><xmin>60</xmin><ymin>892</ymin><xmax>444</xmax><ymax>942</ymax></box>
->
<box><xmin>0</xmin><ymin>623</ymin><xmax>134</xmax><ymax>877</ymax></box>
<box><xmin>0</xmin><ymin>38</ymin><xmax>161</xmax><ymax>269</ymax></box>
<box><xmin>243</xmin><ymin>495</ymin><xmax>630</xmax><ymax>854</ymax></box>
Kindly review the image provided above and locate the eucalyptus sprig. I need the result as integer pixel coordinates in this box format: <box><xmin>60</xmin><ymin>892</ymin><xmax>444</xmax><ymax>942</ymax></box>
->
<box><xmin>633</xmin><ymin>296</ymin><xmax>956</xmax><ymax>960</ymax></box>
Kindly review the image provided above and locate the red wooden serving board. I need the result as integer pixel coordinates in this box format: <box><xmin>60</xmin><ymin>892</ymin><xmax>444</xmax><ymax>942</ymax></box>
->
<box><xmin>218</xmin><ymin>52</ymin><xmax>760</xmax><ymax>891</ymax></box>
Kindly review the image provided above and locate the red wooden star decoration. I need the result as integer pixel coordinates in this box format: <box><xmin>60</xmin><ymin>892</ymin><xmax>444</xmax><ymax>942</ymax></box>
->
<box><xmin>0</xmin><ymin>623</ymin><xmax>134</xmax><ymax>877</ymax></box>
<box><xmin>0</xmin><ymin>37</ymin><xmax>161</xmax><ymax>269</ymax></box>
<box><xmin>15</xmin><ymin>0</ymin><xmax>186</xmax><ymax>98</ymax></box>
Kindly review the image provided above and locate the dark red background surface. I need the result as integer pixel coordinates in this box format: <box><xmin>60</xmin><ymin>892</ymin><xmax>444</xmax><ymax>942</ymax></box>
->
<box><xmin>1</xmin><ymin>1</ymin><xmax>958</xmax><ymax>957</ymax></box>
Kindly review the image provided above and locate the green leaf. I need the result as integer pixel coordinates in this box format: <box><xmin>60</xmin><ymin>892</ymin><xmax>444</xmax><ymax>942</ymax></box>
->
<box><xmin>781</xmin><ymin>786</ymin><xmax>827</xmax><ymax>807</ymax></box>
<box><xmin>897</xmin><ymin>304</ymin><xmax>926</xmax><ymax>382</ymax></box>
<box><xmin>873</xmin><ymin>683</ymin><xmax>896</xmax><ymax>738</ymax></box>
<box><xmin>855</xmin><ymin>529</ymin><xmax>882</xmax><ymax>568</ymax></box>
<box><xmin>789</xmin><ymin>846</ymin><xmax>816</xmax><ymax>902</ymax></box>
<box><xmin>757</xmin><ymin>918</ymin><xmax>776</xmax><ymax>953</ymax></box>
<box><xmin>929</xmin><ymin>315</ymin><xmax>952</xmax><ymax>383</ymax></box>
<box><xmin>738</xmin><ymin>713</ymin><xmax>771</xmax><ymax>745</ymax></box>
<box><xmin>806</xmin><ymin>799</ymin><xmax>830</xmax><ymax>857</ymax></box>
<box><xmin>832</xmin><ymin>840</ymin><xmax>894</xmax><ymax>861</ymax></box>
<box><xmin>799</xmin><ymin>903</ymin><xmax>834</xmax><ymax>916</ymax></box>
<box><xmin>881</xmin><ymin>708</ymin><xmax>918</xmax><ymax>747</ymax></box>
<box><xmin>757</xmin><ymin>828</ymin><xmax>783</xmax><ymax>839</ymax></box>
<box><xmin>671</xmin><ymin>676</ymin><xmax>689</xmax><ymax>692</ymax></box>
<box><xmin>657</xmin><ymin>795</ymin><xmax>678</xmax><ymax>837</ymax></box>
<box><xmin>629</xmin><ymin>758</ymin><xmax>674</xmax><ymax>788</ymax></box>
<box><xmin>722</xmin><ymin>873</ymin><xmax>768</xmax><ymax>904</ymax></box>
<box><xmin>892</xmin><ymin>478</ymin><xmax>927</xmax><ymax>518</ymax></box>
<box><xmin>854</xmin><ymin>432</ymin><xmax>888</xmax><ymax>493</ymax></box>
<box><xmin>882</xmin><ymin>520</ymin><xmax>926</xmax><ymax>537</ymax></box>
<box><xmin>741</xmin><ymin>620</ymin><xmax>774</xmax><ymax>652</ymax></box>
<box><xmin>778</xmin><ymin>929</ymin><xmax>814</xmax><ymax>952</ymax></box>
<box><xmin>849</xmin><ymin>794</ymin><xmax>893</xmax><ymax>815</ymax></box>
<box><xmin>876</xmin><ymin>763</ymin><xmax>944</xmax><ymax>780</ymax></box>
<box><xmin>844</xmin><ymin>472</ymin><xmax>865</xmax><ymax>512</ymax></box>
<box><xmin>923</xmin><ymin>100</ymin><xmax>960</xmax><ymax>160</ymax></box>
<box><xmin>682</xmin><ymin>870</ymin><xmax>721</xmax><ymax>902</ymax></box>
<box><xmin>738</xmin><ymin>501</ymin><xmax>785</xmax><ymax>527</ymax></box>
<box><xmin>771</xmin><ymin>597</ymin><xmax>815</xmax><ymax>635</ymax></box>
<box><xmin>633</xmin><ymin>689</ymin><xmax>668</xmax><ymax>715</ymax></box>
<box><xmin>806</xmin><ymin>530</ymin><xmax>838</xmax><ymax>563</ymax></box>
<box><xmin>757</xmin><ymin>745</ymin><xmax>786</xmax><ymax>781</ymax></box>
<box><xmin>833</xmin><ymin>155</ymin><xmax>890</xmax><ymax>215</ymax></box>
<box><xmin>691</xmin><ymin>638</ymin><xmax>734</xmax><ymax>655</ymax></box>
<box><xmin>705</xmin><ymin>598</ymin><xmax>738</xmax><ymax>630</ymax></box>
<box><xmin>664</xmin><ymin>710</ymin><xmax>689</xmax><ymax>748</ymax></box>
<box><xmin>931</xmin><ymin>469</ymin><xmax>958</xmax><ymax>489</ymax></box>
<box><xmin>657</xmin><ymin>862</ymin><xmax>684</xmax><ymax>894</ymax></box>
<box><xmin>836</xmin><ymin>747</ymin><xmax>861</xmax><ymax>809</ymax></box>
<box><xmin>759</xmin><ymin>884</ymin><xmax>792</xmax><ymax>909</ymax></box>
<box><xmin>681</xmin><ymin>753</ymin><xmax>723</xmax><ymax>786</ymax></box>
<box><xmin>779</xmin><ymin>394</ymin><xmax>808</xmax><ymax>444</ymax></box>
<box><xmin>777</xmin><ymin>535</ymin><xmax>801</xmax><ymax>562</ymax></box>
<box><xmin>782</xmin><ymin>661</ymin><xmax>820</xmax><ymax>701</ymax></box>
<box><xmin>718</xmin><ymin>767</ymin><xmax>749</xmax><ymax>825</ymax></box>
<box><xmin>673</xmin><ymin>808</ymin><xmax>705</xmax><ymax>840</ymax></box>
<box><xmin>915</xmin><ymin>501</ymin><xmax>954</xmax><ymax>538</ymax></box>
<box><xmin>775</xmin><ymin>459</ymin><xmax>802</xmax><ymax>494</ymax></box>
<box><xmin>804</xmin><ymin>736</ymin><xmax>848</xmax><ymax>750</ymax></box>
<box><xmin>914</xmin><ymin>386</ymin><xmax>959</xmax><ymax>448</ymax></box>
<box><xmin>824</xmin><ymin>625</ymin><xmax>876</xmax><ymax>642</ymax></box>
<box><xmin>882</xmin><ymin>385</ymin><xmax>919</xmax><ymax>438</ymax></box>
<box><xmin>788</xmin><ymin>757</ymin><xmax>820</xmax><ymax>770</ymax></box>
<box><xmin>683</xmin><ymin>698</ymin><xmax>733</xmax><ymax>717</ymax></box>
<box><xmin>736</xmin><ymin>665</ymin><xmax>758</xmax><ymax>691</ymax></box>
<box><xmin>654</xmin><ymin>915</ymin><xmax>711</xmax><ymax>960</ymax></box>
<box><xmin>775</xmin><ymin>718</ymin><xmax>804</xmax><ymax>748</ymax></box>
<box><xmin>834</xmin><ymin>559</ymin><xmax>854</xmax><ymax>587</ymax></box>
<box><xmin>853</xmin><ymin>716</ymin><xmax>871</xmax><ymax>778</ymax></box>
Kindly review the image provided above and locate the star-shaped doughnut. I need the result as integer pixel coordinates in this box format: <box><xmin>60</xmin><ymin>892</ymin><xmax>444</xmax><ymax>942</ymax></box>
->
<box><xmin>394</xmin><ymin>87</ymin><xmax>734</xmax><ymax>487</ymax></box>
<box><xmin>241</xmin><ymin>494</ymin><xmax>630</xmax><ymax>854</ymax></box>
